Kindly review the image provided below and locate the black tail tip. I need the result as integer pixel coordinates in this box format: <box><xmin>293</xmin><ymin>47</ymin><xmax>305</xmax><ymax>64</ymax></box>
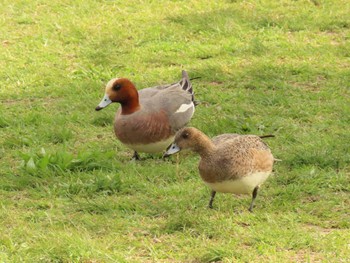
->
<box><xmin>259</xmin><ymin>134</ymin><xmax>275</xmax><ymax>139</ymax></box>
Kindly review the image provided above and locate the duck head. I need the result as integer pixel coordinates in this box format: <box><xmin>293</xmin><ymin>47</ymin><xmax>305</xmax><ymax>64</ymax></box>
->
<box><xmin>164</xmin><ymin>127</ymin><xmax>200</xmax><ymax>157</ymax></box>
<box><xmin>95</xmin><ymin>78</ymin><xmax>140</xmax><ymax>114</ymax></box>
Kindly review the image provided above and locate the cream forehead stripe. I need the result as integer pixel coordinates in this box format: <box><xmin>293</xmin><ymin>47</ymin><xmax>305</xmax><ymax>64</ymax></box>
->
<box><xmin>105</xmin><ymin>78</ymin><xmax>119</xmax><ymax>91</ymax></box>
<box><xmin>175</xmin><ymin>102</ymin><xmax>194</xmax><ymax>114</ymax></box>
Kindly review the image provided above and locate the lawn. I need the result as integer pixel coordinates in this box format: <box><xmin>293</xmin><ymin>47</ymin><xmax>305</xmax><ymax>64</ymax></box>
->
<box><xmin>0</xmin><ymin>0</ymin><xmax>349</xmax><ymax>262</ymax></box>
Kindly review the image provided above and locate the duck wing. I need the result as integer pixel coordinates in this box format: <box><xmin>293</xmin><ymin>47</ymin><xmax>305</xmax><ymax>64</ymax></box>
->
<box><xmin>138</xmin><ymin>71</ymin><xmax>195</xmax><ymax>132</ymax></box>
<box><xmin>138</xmin><ymin>70</ymin><xmax>194</xmax><ymax>102</ymax></box>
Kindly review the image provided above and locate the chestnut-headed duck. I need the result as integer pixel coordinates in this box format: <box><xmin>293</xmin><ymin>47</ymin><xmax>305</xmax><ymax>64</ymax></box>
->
<box><xmin>164</xmin><ymin>127</ymin><xmax>275</xmax><ymax>211</ymax></box>
<box><xmin>96</xmin><ymin>70</ymin><xmax>195</xmax><ymax>159</ymax></box>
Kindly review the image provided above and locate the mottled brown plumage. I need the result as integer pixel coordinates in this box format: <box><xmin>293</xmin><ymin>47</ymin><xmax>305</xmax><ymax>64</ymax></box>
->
<box><xmin>165</xmin><ymin>127</ymin><xmax>275</xmax><ymax>211</ymax></box>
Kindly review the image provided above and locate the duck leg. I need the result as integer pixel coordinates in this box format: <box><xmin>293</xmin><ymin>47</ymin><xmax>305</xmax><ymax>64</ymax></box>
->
<box><xmin>132</xmin><ymin>151</ymin><xmax>140</xmax><ymax>161</ymax></box>
<box><xmin>248</xmin><ymin>186</ymin><xmax>259</xmax><ymax>212</ymax></box>
<box><xmin>208</xmin><ymin>190</ymin><xmax>216</xmax><ymax>209</ymax></box>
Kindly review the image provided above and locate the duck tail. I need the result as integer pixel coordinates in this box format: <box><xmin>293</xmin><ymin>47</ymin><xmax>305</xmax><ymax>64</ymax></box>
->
<box><xmin>181</xmin><ymin>70</ymin><xmax>189</xmax><ymax>80</ymax></box>
<box><xmin>180</xmin><ymin>70</ymin><xmax>194</xmax><ymax>102</ymax></box>
<box><xmin>259</xmin><ymin>134</ymin><xmax>275</xmax><ymax>139</ymax></box>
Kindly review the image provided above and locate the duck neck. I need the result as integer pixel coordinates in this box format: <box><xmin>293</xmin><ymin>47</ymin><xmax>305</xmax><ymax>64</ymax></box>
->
<box><xmin>120</xmin><ymin>91</ymin><xmax>141</xmax><ymax>115</ymax></box>
<box><xmin>193</xmin><ymin>133</ymin><xmax>216</xmax><ymax>157</ymax></box>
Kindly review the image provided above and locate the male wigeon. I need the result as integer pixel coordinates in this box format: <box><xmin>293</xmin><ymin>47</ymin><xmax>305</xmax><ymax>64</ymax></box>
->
<box><xmin>164</xmin><ymin>127</ymin><xmax>275</xmax><ymax>211</ymax></box>
<box><xmin>96</xmin><ymin>71</ymin><xmax>195</xmax><ymax>159</ymax></box>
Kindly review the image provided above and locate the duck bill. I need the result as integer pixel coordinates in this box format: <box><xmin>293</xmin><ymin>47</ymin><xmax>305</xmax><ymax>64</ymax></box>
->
<box><xmin>163</xmin><ymin>143</ymin><xmax>181</xmax><ymax>157</ymax></box>
<box><xmin>96</xmin><ymin>94</ymin><xmax>112</xmax><ymax>111</ymax></box>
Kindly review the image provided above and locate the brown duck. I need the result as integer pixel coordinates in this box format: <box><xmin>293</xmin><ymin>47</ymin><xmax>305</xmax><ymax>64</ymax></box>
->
<box><xmin>164</xmin><ymin>127</ymin><xmax>275</xmax><ymax>211</ymax></box>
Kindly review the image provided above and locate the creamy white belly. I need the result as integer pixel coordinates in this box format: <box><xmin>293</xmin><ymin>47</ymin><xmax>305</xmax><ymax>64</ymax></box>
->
<box><xmin>124</xmin><ymin>136</ymin><xmax>174</xmax><ymax>153</ymax></box>
<box><xmin>204</xmin><ymin>172</ymin><xmax>271</xmax><ymax>194</ymax></box>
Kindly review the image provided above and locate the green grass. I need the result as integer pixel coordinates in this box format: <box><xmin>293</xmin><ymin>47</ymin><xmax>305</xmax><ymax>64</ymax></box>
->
<box><xmin>1</xmin><ymin>0</ymin><xmax>349</xmax><ymax>262</ymax></box>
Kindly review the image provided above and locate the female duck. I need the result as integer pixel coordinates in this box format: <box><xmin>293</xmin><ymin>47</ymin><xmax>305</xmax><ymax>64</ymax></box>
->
<box><xmin>96</xmin><ymin>71</ymin><xmax>195</xmax><ymax>159</ymax></box>
<box><xmin>164</xmin><ymin>127</ymin><xmax>275</xmax><ymax>211</ymax></box>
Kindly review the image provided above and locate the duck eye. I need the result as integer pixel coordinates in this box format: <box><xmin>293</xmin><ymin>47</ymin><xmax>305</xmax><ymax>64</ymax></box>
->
<box><xmin>113</xmin><ymin>84</ymin><xmax>121</xmax><ymax>91</ymax></box>
<box><xmin>182</xmin><ymin>132</ymin><xmax>189</xmax><ymax>139</ymax></box>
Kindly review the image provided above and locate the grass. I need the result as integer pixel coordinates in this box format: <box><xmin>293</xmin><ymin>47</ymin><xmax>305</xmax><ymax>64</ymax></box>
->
<box><xmin>1</xmin><ymin>0</ymin><xmax>349</xmax><ymax>262</ymax></box>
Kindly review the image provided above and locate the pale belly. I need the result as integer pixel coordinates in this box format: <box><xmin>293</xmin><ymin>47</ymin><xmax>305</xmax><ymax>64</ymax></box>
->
<box><xmin>204</xmin><ymin>172</ymin><xmax>271</xmax><ymax>194</ymax></box>
<box><xmin>124</xmin><ymin>136</ymin><xmax>174</xmax><ymax>153</ymax></box>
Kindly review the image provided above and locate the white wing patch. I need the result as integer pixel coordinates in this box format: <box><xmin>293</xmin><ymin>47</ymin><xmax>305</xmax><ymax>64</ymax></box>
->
<box><xmin>175</xmin><ymin>102</ymin><xmax>194</xmax><ymax>114</ymax></box>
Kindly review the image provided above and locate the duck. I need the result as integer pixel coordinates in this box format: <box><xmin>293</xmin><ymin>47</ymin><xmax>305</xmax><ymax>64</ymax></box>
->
<box><xmin>95</xmin><ymin>70</ymin><xmax>195</xmax><ymax>159</ymax></box>
<box><xmin>164</xmin><ymin>127</ymin><xmax>275</xmax><ymax>211</ymax></box>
